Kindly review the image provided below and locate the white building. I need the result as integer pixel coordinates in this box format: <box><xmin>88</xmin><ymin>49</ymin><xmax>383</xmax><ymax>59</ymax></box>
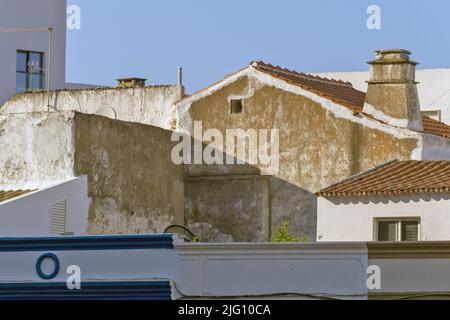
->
<box><xmin>0</xmin><ymin>0</ymin><xmax>67</xmax><ymax>105</ymax></box>
<box><xmin>316</xmin><ymin>68</ymin><xmax>450</xmax><ymax>125</ymax></box>
<box><xmin>0</xmin><ymin>177</ymin><xmax>89</xmax><ymax>236</ymax></box>
<box><xmin>317</xmin><ymin>160</ymin><xmax>450</xmax><ymax>242</ymax></box>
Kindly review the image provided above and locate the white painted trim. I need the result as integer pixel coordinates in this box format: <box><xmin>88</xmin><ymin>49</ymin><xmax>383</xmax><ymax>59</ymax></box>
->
<box><xmin>363</xmin><ymin>103</ymin><xmax>409</xmax><ymax>128</ymax></box>
<box><xmin>176</xmin><ymin>67</ymin><xmax>253</xmax><ymax>109</ymax></box>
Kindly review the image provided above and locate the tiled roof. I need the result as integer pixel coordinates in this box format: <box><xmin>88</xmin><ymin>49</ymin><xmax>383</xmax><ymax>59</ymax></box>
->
<box><xmin>317</xmin><ymin>160</ymin><xmax>450</xmax><ymax>197</ymax></box>
<box><xmin>252</xmin><ymin>61</ymin><xmax>450</xmax><ymax>139</ymax></box>
<box><xmin>421</xmin><ymin>115</ymin><xmax>450</xmax><ymax>139</ymax></box>
<box><xmin>251</xmin><ymin>61</ymin><xmax>366</xmax><ymax>113</ymax></box>
<box><xmin>0</xmin><ymin>190</ymin><xmax>34</xmax><ymax>204</ymax></box>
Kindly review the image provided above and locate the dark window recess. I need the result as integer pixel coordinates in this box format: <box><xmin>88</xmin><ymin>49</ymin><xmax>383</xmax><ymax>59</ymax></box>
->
<box><xmin>378</xmin><ymin>221</ymin><xmax>397</xmax><ymax>242</ymax></box>
<box><xmin>16</xmin><ymin>50</ymin><xmax>44</xmax><ymax>93</ymax></box>
<box><xmin>376</xmin><ymin>219</ymin><xmax>419</xmax><ymax>242</ymax></box>
<box><xmin>230</xmin><ymin>100</ymin><xmax>243</xmax><ymax>114</ymax></box>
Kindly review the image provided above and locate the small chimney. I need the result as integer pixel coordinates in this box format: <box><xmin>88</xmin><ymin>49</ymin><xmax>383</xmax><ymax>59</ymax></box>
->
<box><xmin>117</xmin><ymin>77</ymin><xmax>147</xmax><ymax>88</ymax></box>
<box><xmin>363</xmin><ymin>49</ymin><xmax>423</xmax><ymax>131</ymax></box>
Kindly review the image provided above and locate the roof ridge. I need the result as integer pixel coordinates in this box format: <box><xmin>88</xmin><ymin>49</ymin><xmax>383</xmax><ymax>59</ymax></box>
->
<box><xmin>250</xmin><ymin>60</ymin><xmax>355</xmax><ymax>88</ymax></box>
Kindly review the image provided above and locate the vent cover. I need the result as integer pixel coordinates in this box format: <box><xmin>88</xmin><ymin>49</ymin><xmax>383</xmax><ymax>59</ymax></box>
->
<box><xmin>50</xmin><ymin>200</ymin><xmax>68</xmax><ymax>235</ymax></box>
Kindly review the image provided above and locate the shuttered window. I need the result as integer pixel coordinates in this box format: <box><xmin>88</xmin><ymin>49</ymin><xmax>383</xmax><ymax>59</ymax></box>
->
<box><xmin>401</xmin><ymin>221</ymin><xmax>419</xmax><ymax>242</ymax></box>
<box><xmin>50</xmin><ymin>200</ymin><xmax>68</xmax><ymax>235</ymax></box>
<box><xmin>376</xmin><ymin>219</ymin><xmax>419</xmax><ymax>242</ymax></box>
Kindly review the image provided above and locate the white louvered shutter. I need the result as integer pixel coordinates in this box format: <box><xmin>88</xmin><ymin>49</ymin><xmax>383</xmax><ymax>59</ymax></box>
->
<box><xmin>50</xmin><ymin>200</ymin><xmax>68</xmax><ymax>235</ymax></box>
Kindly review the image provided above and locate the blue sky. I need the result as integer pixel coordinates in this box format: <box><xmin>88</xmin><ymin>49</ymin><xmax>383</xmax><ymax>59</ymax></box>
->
<box><xmin>67</xmin><ymin>0</ymin><xmax>450</xmax><ymax>93</ymax></box>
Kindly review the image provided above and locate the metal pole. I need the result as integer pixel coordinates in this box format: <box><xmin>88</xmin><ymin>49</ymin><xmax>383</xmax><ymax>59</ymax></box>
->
<box><xmin>47</xmin><ymin>27</ymin><xmax>53</xmax><ymax>112</ymax></box>
<box><xmin>178</xmin><ymin>67</ymin><xmax>183</xmax><ymax>86</ymax></box>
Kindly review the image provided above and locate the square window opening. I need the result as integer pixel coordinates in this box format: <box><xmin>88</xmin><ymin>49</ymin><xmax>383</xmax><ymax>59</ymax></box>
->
<box><xmin>230</xmin><ymin>100</ymin><xmax>243</xmax><ymax>114</ymax></box>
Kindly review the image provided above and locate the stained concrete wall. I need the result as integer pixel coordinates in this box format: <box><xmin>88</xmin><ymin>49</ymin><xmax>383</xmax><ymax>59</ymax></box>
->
<box><xmin>0</xmin><ymin>111</ymin><xmax>185</xmax><ymax>235</ymax></box>
<box><xmin>73</xmin><ymin>113</ymin><xmax>185</xmax><ymax>234</ymax></box>
<box><xmin>175</xmin><ymin>72</ymin><xmax>423</xmax><ymax>242</ymax></box>
<box><xmin>0</xmin><ymin>85</ymin><xmax>185</xmax><ymax>129</ymax></box>
<box><xmin>185</xmin><ymin>175</ymin><xmax>270</xmax><ymax>242</ymax></box>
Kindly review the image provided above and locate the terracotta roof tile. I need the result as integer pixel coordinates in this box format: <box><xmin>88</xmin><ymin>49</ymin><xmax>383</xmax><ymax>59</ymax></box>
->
<box><xmin>251</xmin><ymin>61</ymin><xmax>366</xmax><ymax>113</ymax></box>
<box><xmin>421</xmin><ymin>115</ymin><xmax>450</xmax><ymax>139</ymax></box>
<box><xmin>252</xmin><ymin>61</ymin><xmax>450</xmax><ymax>139</ymax></box>
<box><xmin>0</xmin><ymin>190</ymin><xmax>35</xmax><ymax>204</ymax></box>
<box><xmin>317</xmin><ymin>160</ymin><xmax>450</xmax><ymax>197</ymax></box>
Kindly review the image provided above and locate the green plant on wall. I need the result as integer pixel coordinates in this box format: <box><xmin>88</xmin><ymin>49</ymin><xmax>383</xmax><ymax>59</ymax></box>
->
<box><xmin>271</xmin><ymin>219</ymin><xmax>310</xmax><ymax>243</ymax></box>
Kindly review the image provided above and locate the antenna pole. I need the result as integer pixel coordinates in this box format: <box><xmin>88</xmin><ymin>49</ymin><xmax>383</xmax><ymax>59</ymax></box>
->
<box><xmin>47</xmin><ymin>27</ymin><xmax>53</xmax><ymax>112</ymax></box>
<box><xmin>178</xmin><ymin>67</ymin><xmax>183</xmax><ymax>86</ymax></box>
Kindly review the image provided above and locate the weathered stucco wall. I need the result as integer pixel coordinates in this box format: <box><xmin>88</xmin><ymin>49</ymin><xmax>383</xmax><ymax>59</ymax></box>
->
<box><xmin>175</xmin><ymin>71</ymin><xmax>422</xmax><ymax>242</ymax></box>
<box><xmin>185</xmin><ymin>175</ymin><xmax>270</xmax><ymax>242</ymax></box>
<box><xmin>0</xmin><ymin>85</ymin><xmax>184</xmax><ymax>129</ymax></box>
<box><xmin>0</xmin><ymin>111</ymin><xmax>75</xmax><ymax>188</ymax></box>
<box><xmin>73</xmin><ymin>113</ymin><xmax>185</xmax><ymax>235</ymax></box>
<box><xmin>0</xmin><ymin>111</ymin><xmax>185</xmax><ymax>235</ymax></box>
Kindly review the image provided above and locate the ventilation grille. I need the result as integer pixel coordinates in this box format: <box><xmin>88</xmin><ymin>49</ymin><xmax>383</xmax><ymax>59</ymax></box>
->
<box><xmin>50</xmin><ymin>200</ymin><xmax>68</xmax><ymax>235</ymax></box>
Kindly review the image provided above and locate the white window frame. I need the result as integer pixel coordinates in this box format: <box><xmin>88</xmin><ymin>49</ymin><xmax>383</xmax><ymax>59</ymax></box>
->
<box><xmin>373</xmin><ymin>217</ymin><xmax>421</xmax><ymax>242</ymax></box>
<box><xmin>422</xmin><ymin>109</ymin><xmax>442</xmax><ymax>122</ymax></box>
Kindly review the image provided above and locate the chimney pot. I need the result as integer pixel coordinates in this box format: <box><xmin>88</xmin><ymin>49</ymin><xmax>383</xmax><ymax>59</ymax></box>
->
<box><xmin>117</xmin><ymin>78</ymin><xmax>147</xmax><ymax>88</ymax></box>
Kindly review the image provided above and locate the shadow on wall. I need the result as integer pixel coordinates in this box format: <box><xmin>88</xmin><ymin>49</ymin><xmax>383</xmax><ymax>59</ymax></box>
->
<box><xmin>326</xmin><ymin>193</ymin><xmax>450</xmax><ymax>205</ymax></box>
<box><xmin>180</xmin><ymin>135</ymin><xmax>317</xmax><ymax>243</ymax></box>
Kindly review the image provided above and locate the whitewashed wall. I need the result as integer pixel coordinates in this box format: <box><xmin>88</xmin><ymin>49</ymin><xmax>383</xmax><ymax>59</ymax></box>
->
<box><xmin>0</xmin><ymin>0</ymin><xmax>67</xmax><ymax>104</ymax></box>
<box><xmin>0</xmin><ymin>85</ymin><xmax>185</xmax><ymax>129</ymax></box>
<box><xmin>317</xmin><ymin>193</ymin><xmax>450</xmax><ymax>242</ymax></box>
<box><xmin>0</xmin><ymin>177</ymin><xmax>89</xmax><ymax>236</ymax></box>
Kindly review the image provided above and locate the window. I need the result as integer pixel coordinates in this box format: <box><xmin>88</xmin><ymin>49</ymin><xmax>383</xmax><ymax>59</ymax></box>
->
<box><xmin>376</xmin><ymin>219</ymin><xmax>419</xmax><ymax>242</ymax></box>
<box><xmin>16</xmin><ymin>50</ymin><xmax>44</xmax><ymax>92</ymax></box>
<box><xmin>422</xmin><ymin>110</ymin><xmax>442</xmax><ymax>122</ymax></box>
<box><xmin>230</xmin><ymin>99</ymin><xmax>243</xmax><ymax>114</ymax></box>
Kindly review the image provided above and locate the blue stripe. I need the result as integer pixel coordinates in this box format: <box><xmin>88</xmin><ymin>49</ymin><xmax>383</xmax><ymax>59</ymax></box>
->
<box><xmin>0</xmin><ymin>234</ymin><xmax>174</xmax><ymax>252</ymax></box>
<box><xmin>0</xmin><ymin>281</ymin><xmax>172</xmax><ymax>300</ymax></box>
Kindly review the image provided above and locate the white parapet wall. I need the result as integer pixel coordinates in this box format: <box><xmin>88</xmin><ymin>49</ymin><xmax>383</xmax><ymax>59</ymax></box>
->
<box><xmin>1</xmin><ymin>236</ymin><xmax>450</xmax><ymax>299</ymax></box>
<box><xmin>0</xmin><ymin>85</ymin><xmax>185</xmax><ymax>130</ymax></box>
<box><xmin>174</xmin><ymin>242</ymin><xmax>369</xmax><ymax>300</ymax></box>
<box><xmin>368</xmin><ymin>242</ymin><xmax>450</xmax><ymax>299</ymax></box>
